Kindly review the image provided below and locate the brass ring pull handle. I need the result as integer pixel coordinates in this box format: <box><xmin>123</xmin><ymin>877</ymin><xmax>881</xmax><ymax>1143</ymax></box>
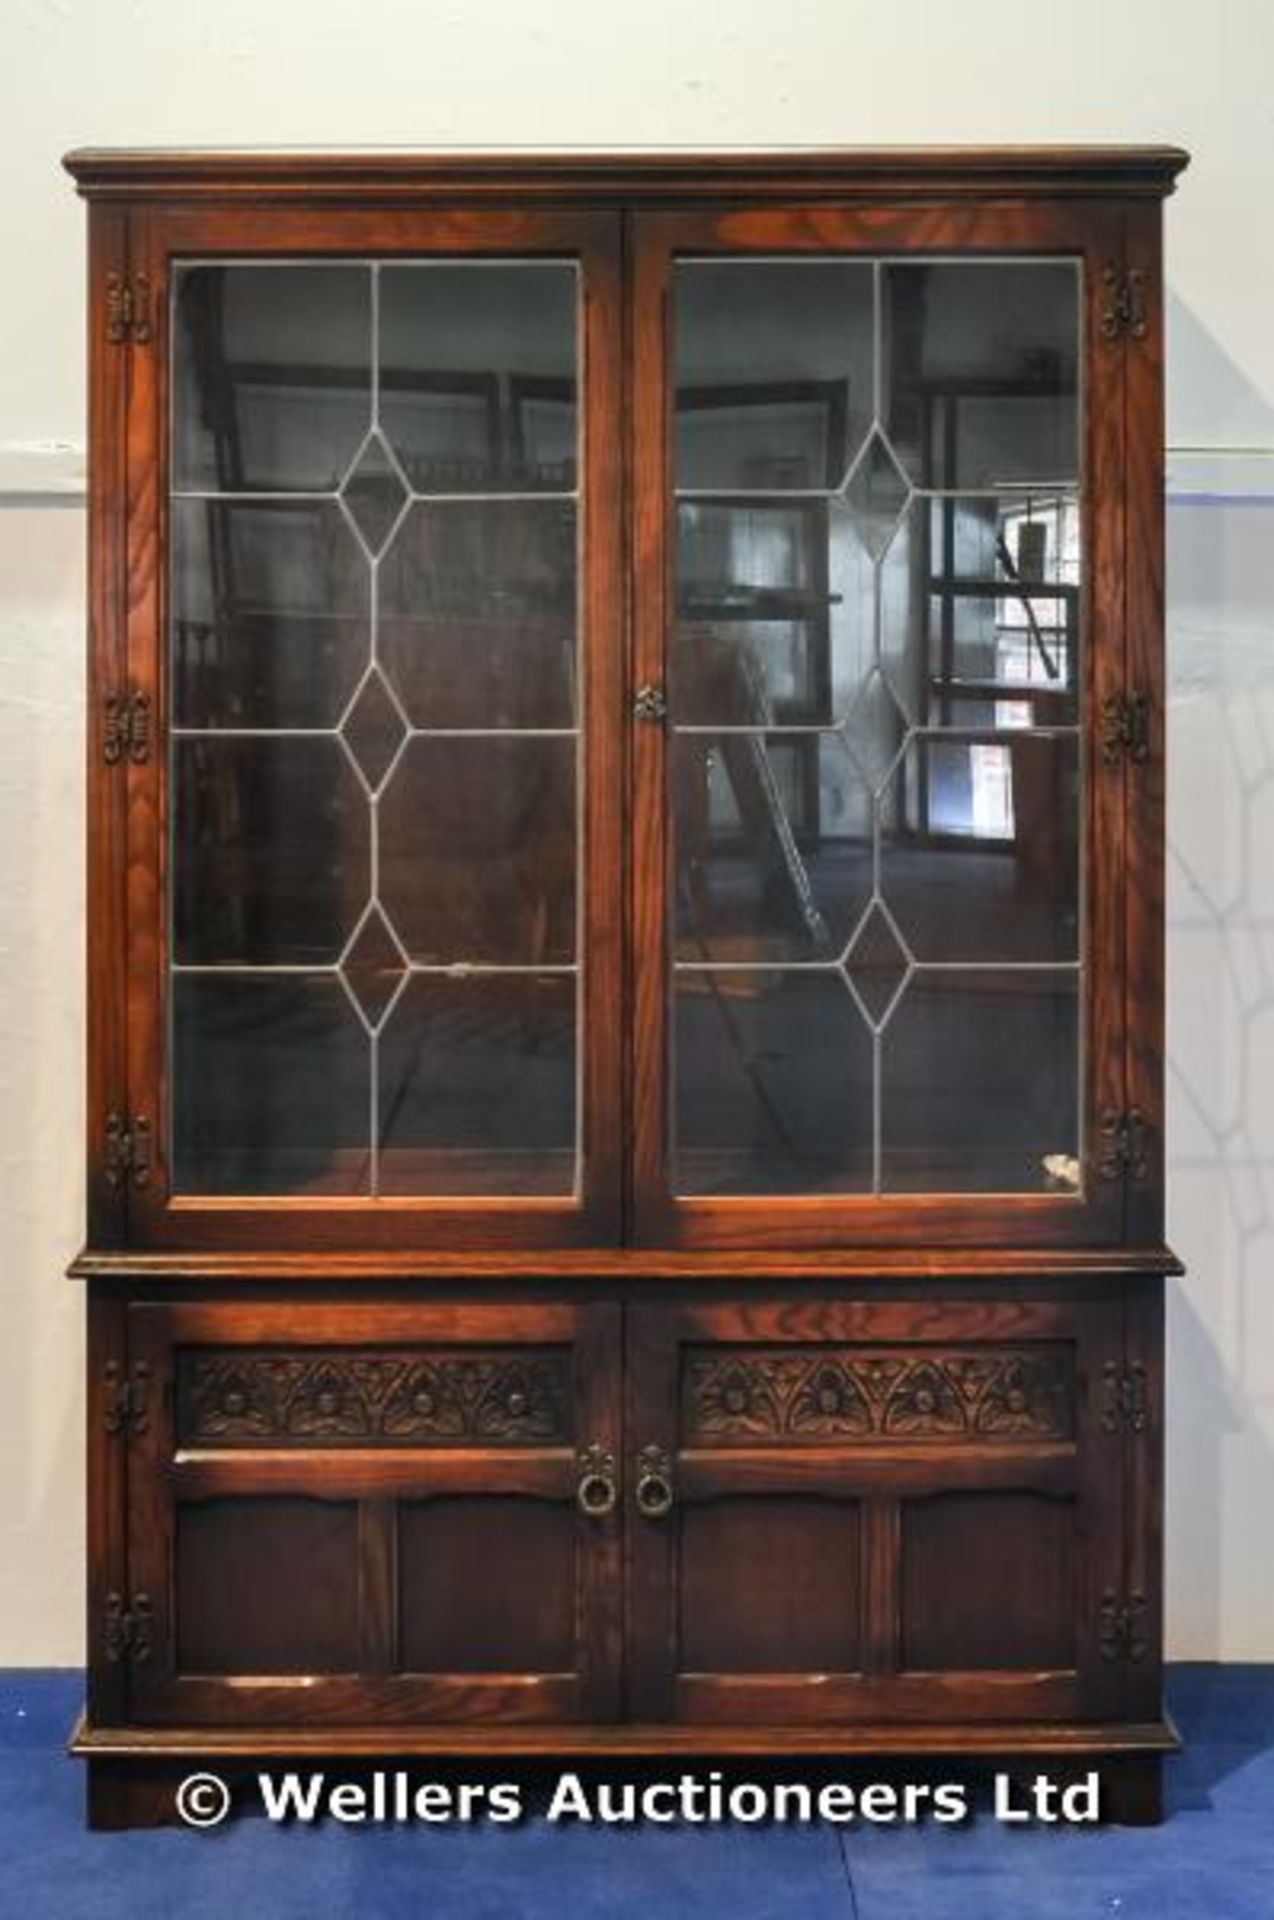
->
<box><xmin>636</xmin><ymin>1444</ymin><xmax>674</xmax><ymax>1520</ymax></box>
<box><xmin>576</xmin><ymin>1445</ymin><xmax>617</xmax><ymax>1519</ymax></box>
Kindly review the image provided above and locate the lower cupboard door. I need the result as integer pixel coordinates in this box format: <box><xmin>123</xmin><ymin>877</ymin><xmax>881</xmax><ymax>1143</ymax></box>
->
<box><xmin>122</xmin><ymin>1299</ymin><xmax>621</xmax><ymax>1725</ymax></box>
<box><xmin>626</xmin><ymin>1295</ymin><xmax>1126</xmax><ymax>1726</ymax></box>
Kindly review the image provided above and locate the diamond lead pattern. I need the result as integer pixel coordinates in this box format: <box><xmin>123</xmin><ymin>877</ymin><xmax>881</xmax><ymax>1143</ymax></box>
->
<box><xmin>340</xmin><ymin>668</ymin><xmax>408</xmax><ymax>793</ymax></box>
<box><xmin>341</xmin><ymin>906</ymin><xmax>407</xmax><ymax>1029</ymax></box>
<box><xmin>843</xmin><ymin>903</ymin><xmax>910</xmax><ymax>1027</ymax></box>
<box><xmin>844</xmin><ymin>667</ymin><xmax>908</xmax><ymax>794</ymax></box>
<box><xmin>340</xmin><ymin>431</ymin><xmax>409</xmax><ymax>558</ymax></box>
<box><xmin>842</xmin><ymin>430</ymin><xmax>910</xmax><ymax>560</ymax></box>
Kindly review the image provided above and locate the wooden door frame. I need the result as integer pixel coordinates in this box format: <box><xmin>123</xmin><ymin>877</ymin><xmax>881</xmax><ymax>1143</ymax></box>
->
<box><xmin>624</xmin><ymin>1287</ymin><xmax>1128</xmax><ymax>1725</ymax></box>
<box><xmin>109</xmin><ymin>202</ymin><xmax>626</xmax><ymax>1252</ymax></box>
<box><xmin>122</xmin><ymin>1294</ymin><xmax>623</xmax><ymax>1724</ymax></box>
<box><xmin>629</xmin><ymin>200</ymin><xmax>1134</xmax><ymax>1250</ymax></box>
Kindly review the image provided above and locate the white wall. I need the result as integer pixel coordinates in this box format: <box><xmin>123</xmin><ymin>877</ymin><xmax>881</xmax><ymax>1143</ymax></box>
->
<box><xmin>1</xmin><ymin>0</ymin><xmax>1272</xmax><ymax>1663</ymax></box>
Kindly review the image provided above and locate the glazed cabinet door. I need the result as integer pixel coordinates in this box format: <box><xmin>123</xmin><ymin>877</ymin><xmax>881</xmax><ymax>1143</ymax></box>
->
<box><xmin>109</xmin><ymin>205</ymin><xmax>623</xmax><ymax>1250</ymax></box>
<box><xmin>121</xmin><ymin>1298</ymin><xmax>620</xmax><ymax>1725</ymax></box>
<box><xmin>626</xmin><ymin>1293</ymin><xmax>1125</xmax><ymax>1725</ymax></box>
<box><xmin>631</xmin><ymin>202</ymin><xmax>1133</xmax><ymax>1248</ymax></box>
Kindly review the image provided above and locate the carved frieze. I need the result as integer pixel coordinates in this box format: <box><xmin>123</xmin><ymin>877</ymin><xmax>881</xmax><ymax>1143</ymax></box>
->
<box><xmin>682</xmin><ymin>1346</ymin><xmax>1074</xmax><ymax>1444</ymax></box>
<box><xmin>178</xmin><ymin>1348</ymin><xmax>571</xmax><ymax>1446</ymax></box>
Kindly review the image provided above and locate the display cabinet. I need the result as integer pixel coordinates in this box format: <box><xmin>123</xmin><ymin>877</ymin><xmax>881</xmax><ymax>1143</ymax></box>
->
<box><xmin>64</xmin><ymin>145</ymin><xmax>1186</xmax><ymax>1827</ymax></box>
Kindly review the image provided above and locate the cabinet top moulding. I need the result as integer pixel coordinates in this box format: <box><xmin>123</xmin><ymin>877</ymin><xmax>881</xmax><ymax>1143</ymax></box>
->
<box><xmin>62</xmin><ymin>144</ymin><xmax>1190</xmax><ymax>203</ymax></box>
<box><xmin>68</xmin><ymin>1245</ymin><xmax>1185</xmax><ymax>1284</ymax></box>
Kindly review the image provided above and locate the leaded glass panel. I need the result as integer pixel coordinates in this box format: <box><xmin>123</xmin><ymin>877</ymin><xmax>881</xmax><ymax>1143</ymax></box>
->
<box><xmin>670</xmin><ymin>257</ymin><xmax>1083</xmax><ymax>1197</ymax></box>
<box><xmin>170</xmin><ymin>261</ymin><xmax>581</xmax><ymax>1197</ymax></box>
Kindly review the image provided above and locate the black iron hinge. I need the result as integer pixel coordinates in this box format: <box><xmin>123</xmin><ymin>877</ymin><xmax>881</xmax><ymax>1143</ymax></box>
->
<box><xmin>104</xmin><ymin>1113</ymin><xmax>152</xmax><ymax>1192</ymax></box>
<box><xmin>1098</xmin><ymin>1108</ymin><xmax>1151</xmax><ymax>1183</ymax></box>
<box><xmin>103</xmin><ymin>1592</ymin><xmax>153</xmax><ymax>1664</ymax></box>
<box><xmin>103</xmin><ymin>1361</ymin><xmax>151</xmax><ymax>1440</ymax></box>
<box><xmin>1100</xmin><ymin>1359</ymin><xmax>1150</xmax><ymax>1434</ymax></box>
<box><xmin>1100</xmin><ymin>264</ymin><xmax>1149</xmax><ymax>343</ymax></box>
<box><xmin>1101</xmin><ymin>692</ymin><xmax>1150</xmax><ymax>766</ymax></box>
<box><xmin>1099</xmin><ymin>1588</ymin><xmax>1148</xmax><ymax>1662</ymax></box>
<box><xmin>105</xmin><ymin>271</ymin><xmax>153</xmax><ymax>347</ymax></box>
<box><xmin>103</xmin><ymin>689</ymin><xmax>151</xmax><ymax>766</ymax></box>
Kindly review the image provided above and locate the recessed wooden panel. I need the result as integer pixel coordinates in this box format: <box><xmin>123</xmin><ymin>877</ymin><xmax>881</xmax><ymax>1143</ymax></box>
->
<box><xmin>398</xmin><ymin>1497</ymin><xmax>576</xmax><ymax>1674</ymax></box>
<box><xmin>175</xmin><ymin>1497</ymin><xmax>359</xmax><ymax>1674</ymax></box>
<box><xmin>679</xmin><ymin>1496</ymin><xmax>861</xmax><ymax>1673</ymax></box>
<box><xmin>900</xmin><ymin>1491</ymin><xmax>1075</xmax><ymax>1672</ymax></box>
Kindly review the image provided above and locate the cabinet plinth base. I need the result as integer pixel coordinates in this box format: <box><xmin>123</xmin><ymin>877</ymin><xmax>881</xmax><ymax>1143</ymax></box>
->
<box><xmin>74</xmin><ymin>1713</ymin><xmax>1179</xmax><ymax>1829</ymax></box>
<box><xmin>1097</xmin><ymin>1754</ymin><xmax>1164</xmax><ymax>1825</ymax></box>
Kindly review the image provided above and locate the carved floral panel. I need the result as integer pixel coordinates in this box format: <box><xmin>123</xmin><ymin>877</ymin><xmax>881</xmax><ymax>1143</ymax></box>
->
<box><xmin>177</xmin><ymin>1347</ymin><xmax>571</xmax><ymax>1446</ymax></box>
<box><xmin>681</xmin><ymin>1345</ymin><xmax>1075</xmax><ymax>1445</ymax></box>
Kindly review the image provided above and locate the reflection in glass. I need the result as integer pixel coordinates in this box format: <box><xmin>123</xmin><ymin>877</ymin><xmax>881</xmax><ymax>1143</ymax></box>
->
<box><xmin>881</xmin><ymin>971</ymin><xmax>1078</xmax><ymax>1192</ymax></box>
<box><xmin>671</xmin><ymin>255</ymin><xmax>1083</xmax><ymax>1198</ymax></box>
<box><xmin>842</xmin><ymin>667</ymin><xmax>909</xmax><ymax>794</ymax></box>
<box><xmin>173</xmin><ymin>976</ymin><xmax>369</xmax><ymax>1195</ymax></box>
<box><xmin>378</xmin><ymin>975</ymin><xmax>575</xmax><ymax>1195</ymax></box>
<box><xmin>379</xmin><ymin>501</ymin><xmax>577</xmax><ymax>728</ymax></box>
<box><xmin>674</xmin><ymin>733</ymin><xmax>872</xmax><ymax>963</ymax></box>
<box><xmin>675</xmin><ymin>500</ymin><xmax>873</xmax><ymax>728</ymax></box>
<box><xmin>174</xmin><ymin>265</ymin><xmax>372</xmax><ymax>492</ymax></box>
<box><xmin>171</xmin><ymin>500</ymin><xmax>368</xmax><ymax>728</ymax></box>
<box><xmin>174</xmin><ymin>738</ymin><xmax>365</xmax><ymax>966</ymax></box>
<box><xmin>842</xmin><ymin>431</ymin><xmax>910</xmax><ymax>560</ymax></box>
<box><xmin>880</xmin><ymin>733</ymin><xmax>1080</xmax><ymax>964</ymax></box>
<box><xmin>881</xmin><ymin>494</ymin><xmax>1081</xmax><ymax>730</ymax></box>
<box><xmin>675</xmin><ymin>971</ymin><xmax>873</xmax><ymax>1194</ymax></box>
<box><xmin>378</xmin><ymin>737</ymin><xmax>576</xmax><ymax>965</ymax></box>
<box><xmin>884</xmin><ymin>262</ymin><xmax>1080</xmax><ymax>489</ymax></box>
<box><xmin>675</xmin><ymin>262</ymin><xmax>875</xmax><ymax>490</ymax></box>
<box><xmin>378</xmin><ymin>265</ymin><xmax>577</xmax><ymax>493</ymax></box>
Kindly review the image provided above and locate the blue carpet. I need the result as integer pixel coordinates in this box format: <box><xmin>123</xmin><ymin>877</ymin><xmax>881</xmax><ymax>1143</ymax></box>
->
<box><xmin>1</xmin><ymin>1667</ymin><xmax>1270</xmax><ymax>1918</ymax></box>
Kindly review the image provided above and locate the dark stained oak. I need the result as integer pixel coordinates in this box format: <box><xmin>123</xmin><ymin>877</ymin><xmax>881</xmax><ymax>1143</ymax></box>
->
<box><xmin>84</xmin><ymin>204</ymin><xmax>129</xmax><ymax>1250</ymax></box>
<box><xmin>176</xmin><ymin>1497</ymin><xmax>362</xmax><ymax>1673</ymax></box>
<box><xmin>1123</xmin><ymin>203</ymin><xmax>1169</xmax><ymax>1247</ymax></box>
<box><xmin>71</xmin><ymin>1246</ymin><xmax>1185</xmax><ymax>1280</ymax></box>
<box><xmin>70</xmin><ymin>147</ymin><xmax>1184</xmax><ymax>1825</ymax></box>
<box><xmin>73</xmin><ymin>1708</ymin><xmax>1181</xmax><ymax>1756</ymax></box>
<box><xmin>679</xmin><ymin>1495</ymin><xmax>865</xmax><ymax>1672</ymax></box>
<box><xmin>900</xmin><ymin>1491</ymin><xmax>1076</xmax><ymax>1671</ymax></box>
<box><xmin>397</xmin><ymin>1496</ymin><xmax>578</xmax><ymax>1673</ymax></box>
<box><xmin>63</xmin><ymin>147</ymin><xmax>1189</xmax><ymax>202</ymax></box>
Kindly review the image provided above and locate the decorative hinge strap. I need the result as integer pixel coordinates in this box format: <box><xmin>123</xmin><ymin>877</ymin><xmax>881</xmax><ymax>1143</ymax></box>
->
<box><xmin>1098</xmin><ymin>1108</ymin><xmax>1151</xmax><ymax>1183</ymax></box>
<box><xmin>103</xmin><ymin>1361</ymin><xmax>151</xmax><ymax>1439</ymax></box>
<box><xmin>1100</xmin><ymin>1360</ymin><xmax>1150</xmax><ymax>1434</ymax></box>
<box><xmin>105</xmin><ymin>271</ymin><xmax>153</xmax><ymax>346</ymax></box>
<box><xmin>103</xmin><ymin>689</ymin><xmax>151</xmax><ymax>766</ymax></box>
<box><xmin>104</xmin><ymin>1113</ymin><xmax>153</xmax><ymax>1192</ymax></box>
<box><xmin>1101</xmin><ymin>692</ymin><xmax>1150</xmax><ymax>766</ymax></box>
<box><xmin>1098</xmin><ymin>1588</ymin><xmax>1148</xmax><ymax>1662</ymax></box>
<box><xmin>104</xmin><ymin>1592</ymin><xmax>153</xmax><ymax>1664</ymax></box>
<box><xmin>1100</xmin><ymin>264</ymin><xmax>1149</xmax><ymax>343</ymax></box>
